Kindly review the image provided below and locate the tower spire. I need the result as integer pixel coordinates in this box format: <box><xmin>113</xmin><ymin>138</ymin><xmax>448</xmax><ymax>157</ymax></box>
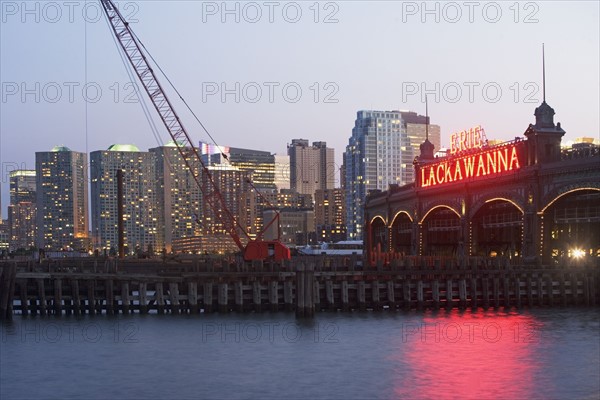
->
<box><xmin>425</xmin><ymin>95</ymin><xmax>429</xmax><ymax>140</ymax></box>
<box><xmin>542</xmin><ymin>43</ymin><xmax>546</xmax><ymax>102</ymax></box>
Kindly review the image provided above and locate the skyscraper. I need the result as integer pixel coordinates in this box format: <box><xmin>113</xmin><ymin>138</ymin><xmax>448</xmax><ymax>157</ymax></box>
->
<box><xmin>200</xmin><ymin>164</ymin><xmax>255</xmax><ymax>253</ymax></box>
<box><xmin>90</xmin><ymin>144</ymin><xmax>159</xmax><ymax>254</ymax></box>
<box><xmin>36</xmin><ymin>146</ymin><xmax>89</xmax><ymax>251</ymax></box>
<box><xmin>8</xmin><ymin>170</ymin><xmax>36</xmax><ymax>251</ymax></box>
<box><xmin>150</xmin><ymin>141</ymin><xmax>202</xmax><ymax>253</ymax></box>
<box><xmin>401</xmin><ymin>111</ymin><xmax>441</xmax><ymax>182</ymax></box>
<box><xmin>288</xmin><ymin>139</ymin><xmax>335</xmax><ymax>197</ymax></box>
<box><xmin>273</xmin><ymin>154</ymin><xmax>290</xmax><ymax>191</ymax></box>
<box><xmin>345</xmin><ymin>110</ymin><xmax>437</xmax><ymax>240</ymax></box>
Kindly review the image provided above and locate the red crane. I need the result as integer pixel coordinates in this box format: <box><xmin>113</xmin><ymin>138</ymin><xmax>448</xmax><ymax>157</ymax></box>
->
<box><xmin>100</xmin><ymin>0</ymin><xmax>290</xmax><ymax>261</ymax></box>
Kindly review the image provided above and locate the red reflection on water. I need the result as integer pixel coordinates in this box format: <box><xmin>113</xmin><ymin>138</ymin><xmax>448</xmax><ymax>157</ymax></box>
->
<box><xmin>392</xmin><ymin>309</ymin><xmax>545</xmax><ymax>399</ymax></box>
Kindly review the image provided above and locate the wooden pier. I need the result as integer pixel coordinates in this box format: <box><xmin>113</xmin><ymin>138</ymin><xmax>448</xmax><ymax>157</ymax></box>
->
<box><xmin>0</xmin><ymin>256</ymin><xmax>598</xmax><ymax>319</ymax></box>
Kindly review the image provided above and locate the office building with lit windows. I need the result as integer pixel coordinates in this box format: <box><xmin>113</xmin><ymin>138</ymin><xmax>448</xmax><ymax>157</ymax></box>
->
<box><xmin>90</xmin><ymin>144</ymin><xmax>159</xmax><ymax>254</ymax></box>
<box><xmin>200</xmin><ymin>142</ymin><xmax>276</xmax><ymax>192</ymax></box>
<box><xmin>150</xmin><ymin>142</ymin><xmax>202</xmax><ymax>253</ymax></box>
<box><xmin>288</xmin><ymin>139</ymin><xmax>335</xmax><ymax>197</ymax></box>
<box><xmin>35</xmin><ymin>146</ymin><xmax>89</xmax><ymax>251</ymax></box>
<box><xmin>199</xmin><ymin>164</ymin><xmax>255</xmax><ymax>253</ymax></box>
<box><xmin>315</xmin><ymin>188</ymin><xmax>346</xmax><ymax>243</ymax></box>
<box><xmin>345</xmin><ymin>111</ymin><xmax>422</xmax><ymax>240</ymax></box>
<box><xmin>7</xmin><ymin>170</ymin><xmax>37</xmax><ymax>251</ymax></box>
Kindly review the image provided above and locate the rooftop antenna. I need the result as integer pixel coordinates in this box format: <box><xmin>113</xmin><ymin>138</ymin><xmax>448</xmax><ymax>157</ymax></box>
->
<box><xmin>542</xmin><ymin>43</ymin><xmax>546</xmax><ymax>102</ymax></box>
<box><xmin>425</xmin><ymin>95</ymin><xmax>429</xmax><ymax>140</ymax></box>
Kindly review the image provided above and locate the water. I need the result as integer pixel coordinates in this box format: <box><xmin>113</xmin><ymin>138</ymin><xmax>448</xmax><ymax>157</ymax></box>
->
<box><xmin>1</xmin><ymin>308</ymin><xmax>599</xmax><ymax>400</ymax></box>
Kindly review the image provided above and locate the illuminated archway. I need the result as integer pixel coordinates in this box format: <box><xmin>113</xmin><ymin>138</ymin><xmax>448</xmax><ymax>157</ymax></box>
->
<box><xmin>370</xmin><ymin>215</ymin><xmax>387</xmax><ymax>252</ymax></box>
<box><xmin>390</xmin><ymin>211</ymin><xmax>413</xmax><ymax>255</ymax></box>
<box><xmin>419</xmin><ymin>205</ymin><xmax>461</xmax><ymax>256</ymax></box>
<box><xmin>539</xmin><ymin>188</ymin><xmax>600</xmax><ymax>263</ymax></box>
<box><xmin>471</xmin><ymin>198</ymin><xmax>524</xmax><ymax>258</ymax></box>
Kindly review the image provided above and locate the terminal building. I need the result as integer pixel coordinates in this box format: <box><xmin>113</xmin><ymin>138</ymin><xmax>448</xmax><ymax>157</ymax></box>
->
<box><xmin>364</xmin><ymin>100</ymin><xmax>600</xmax><ymax>266</ymax></box>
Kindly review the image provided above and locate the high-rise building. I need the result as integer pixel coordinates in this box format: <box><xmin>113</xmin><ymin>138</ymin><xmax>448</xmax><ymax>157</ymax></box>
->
<box><xmin>150</xmin><ymin>141</ymin><xmax>202</xmax><ymax>253</ymax></box>
<box><xmin>401</xmin><ymin>111</ymin><xmax>441</xmax><ymax>180</ymax></box>
<box><xmin>199</xmin><ymin>164</ymin><xmax>255</xmax><ymax>253</ymax></box>
<box><xmin>274</xmin><ymin>154</ymin><xmax>290</xmax><ymax>190</ymax></box>
<box><xmin>200</xmin><ymin>142</ymin><xmax>276</xmax><ymax>192</ymax></box>
<box><xmin>36</xmin><ymin>146</ymin><xmax>89</xmax><ymax>251</ymax></box>
<box><xmin>288</xmin><ymin>139</ymin><xmax>335</xmax><ymax>197</ymax></box>
<box><xmin>345</xmin><ymin>110</ymin><xmax>438</xmax><ymax>239</ymax></box>
<box><xmin>8</xmin><ymin>170</ymin><xmax>36</xmax><ymax>251</ymax></box>
<box><xmin>90</xmin><ymin>144</ymin><xmax>159</xmax><ymax>254</ymax></box>
<box><xmin>315</xmin><ymin>188</ymin><xmax>346</xmax><ymax>243</ymax></box>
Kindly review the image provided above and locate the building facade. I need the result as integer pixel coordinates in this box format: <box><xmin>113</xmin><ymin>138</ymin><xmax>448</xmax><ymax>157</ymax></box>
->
<box><xmin>274</xmin><ymin>154</ymin><xmax>290</xmax><ymax>191</ymax></box>
<box><xmin>364</xmin><ymin>101</ymin><xmax>600</xmax><ymax>266</ymax></box>
<box><xmin>90</xmin><ymin>144</ymin><xmax>159</xmax><ymax>255</ymax></box>
<box><xmin>201</xmin><ymin>142</ymin><xmax>276</xmax><ymax>192</ymax></box>
<box><xmin>200</xmin><ymin>164</ymin><xmax>255</xmax><ymax>253</ymax></box>
<box><xmin>8</xmin><ymin>170</ymin><xmax>36</xmax><ymax>251</ymax></box>
<box><xmin>315</xmin><ymin>188</ymin><xmax>346</xmax><ymax>243</ymax></box>
<box><xmin>345</xmin><ymin>110</ymin><xmax>435</xmax><ymax>240</ymax></box>
<box><xmin>35</xmin><ymin>146</ymin><xmax>89</xmax><ymax>251</ymax></box>
<box><xmin>150</xmin><ymin>142</ymin><xmax>202</xmax><ymax>253</ymax></box>
<box><xmin>288</xmin><ymin>139</ymin><xmax>335</xmax><ymax>197</ymax></box>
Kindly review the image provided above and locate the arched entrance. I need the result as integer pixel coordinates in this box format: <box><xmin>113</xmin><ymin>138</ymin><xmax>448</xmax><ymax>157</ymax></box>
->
<box><xmin>370</xmin><ymin>216</ymin><xmax>387</xmax><ymax>252</ymax></box>
<box><xmin>471</xmin><ymin>199</ymin><xmax>523</xmax><ymax>258</ymax></box>
<box><xmin>420</xmin><ymin>206</ymin><xmax>461</xmax><ymax>256</ymax></box>
<box><xmin>391</xmin><ymin>211</ymin><xmax>412</xmax><ymax>255</ymax></box>
<box><xmin>541</xmin><ymin>189</ymin><xmax>600</xmax><ymax>264</ymax></box>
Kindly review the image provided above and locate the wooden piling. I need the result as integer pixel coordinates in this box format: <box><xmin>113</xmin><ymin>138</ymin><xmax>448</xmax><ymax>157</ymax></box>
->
<box><xmin>202</xmin><ymin>282</ymin><xmax>212</xmax><ymax>313</ymax></box>
<box><xmin>87</xmin><ymin>280</ymin><xmax>96</xmax><ymax>315</ymax></box>
<box><xmin>432</xmin><ymin>280</ymin><xmax>440</xmax><ymax>308</ymax></box>
<box><xmin>188</xmin><ymin>282</ymin><xmax>198</xmax><ymax>314</ymax></box>
<box><xmin>493</xmin><ymin>277</ymin><xmax>500</xmax><ymax>308</ymax></box>
<box><xmin>387</xmin><ymin>281</ymin><xmax>396</xmax><ymax>310</ymax></box>
<box><xmin>470</xmin><ymin>278</ymin><xmax>477</xmax><ymax>309</ymax></box>
<box><xmin>105</xmin><ymin>279</ymin><xmax>114</xmax><ymax>315</ymax></box>
<box><xmin>357</xmin><ymin>281</ymin><xmax>366</xmax><ymax>311</ymax></box>
<box><xmin>372</xmin><ymin>280</ymin><xmax>381</xmax><ymax>310</ymax></box>
<box><xmin>18</xmin><ymin>281</ymin><xmax>28</xmax><ymax>316</ymax></box>
<box><xmin>341</xmin><ymin>280</ymin><xmax>349</xmax><ymax>311</ymax></box>
<box><xmin>284</xmin><ymin>280</ymin><xmax>294</xmax><ymax>311</ymax></box>
<box><xmin>53</xmin><ymin>278</ymin><xmax>62</xmax><ymax>315</ymax></box>
<box><xmin>218</xmin><ymin>283</ymin><xmax>229</xmax><ymax>313</ymax></box>
<box><xmin>326</xmin><ymin>280</ymin><xmax>335</xmax><ymax>310</ymax></box>
<box><xmin>446</xmin><ymin>279</ymin><xmax>453</xmax><ymax>308</ymax></box>
<box><xmin>71</xmin><ymin>279</ymin><xmax>80</xmax><ymax>315</ymax></box>
<box><xmin>253</xmin><ymin>281</ymin><xmax>262</xmax><ymax>313</ymax></box>
<box><xmin>295</xmin><ymin>264</ymin><xmax>305</xmax><ymax>317</ymax></box>
<box><xmin>155</xmin><ymin>282</ymin><xmax>165</xmax><ymax>314</ymax></box>
<box><xmin>139</xmin><ymin>282</ymin><xmax>148</xmax><ymax>314</ymax></box>
<box><xmin>169</xmin><ymin>282</ymin><xmax>180</xmax><ymax>314</ymax></box>
<box><xmin>269</xmin><ymin>281</ymin><xmax>278</xmax><ymax>312</ymax></box>
<box><xmin>121</xmin><ymin>282</ymin><xmax>130</xmax><ymax>314</ymax></box>
<box><xmin>458</xmin><ymin>279</ymin><xmax>466</xmax><ymax>309</ymax></box>
<box><xmin>416</xmin><ymin>280</ymin><xmax>424</xmax><ymax>310</ymax></box>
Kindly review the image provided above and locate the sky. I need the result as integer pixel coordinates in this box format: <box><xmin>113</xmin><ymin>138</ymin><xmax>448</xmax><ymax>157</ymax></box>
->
<box><xmin>1</xmin><ymin>0</ymin><xmax>599</xmax><ymax>218</ymax></box>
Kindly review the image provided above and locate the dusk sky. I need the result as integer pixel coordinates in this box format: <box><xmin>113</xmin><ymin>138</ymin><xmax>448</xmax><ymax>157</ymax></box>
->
<box><xmin>1</xmin><ymin>0</ymin><xmax>599</xmax><ymax>218</ymax></box>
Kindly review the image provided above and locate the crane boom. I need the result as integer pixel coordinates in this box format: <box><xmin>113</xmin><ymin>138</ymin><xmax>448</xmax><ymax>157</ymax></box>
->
<box><xmin>100</xmin><ymin>0</ymin><xmax>291</xmax><ymax>261</ymax></box>
<box><xmin>100</xmin><ymin>0</ymin><xmax>246</xmax><ymax>250</ymax></box>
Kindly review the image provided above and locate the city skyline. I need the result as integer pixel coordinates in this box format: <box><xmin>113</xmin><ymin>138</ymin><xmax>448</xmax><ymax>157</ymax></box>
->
<box><xmin>1</xmin><ymin>2</ymin><xmax>599</xmax><ymax>216</ymax></box>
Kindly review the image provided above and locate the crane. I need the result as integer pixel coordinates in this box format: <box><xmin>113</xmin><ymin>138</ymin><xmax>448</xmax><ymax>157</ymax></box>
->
<box><xmin>100</xmin><ymin>0</ymin><xmax>290</xmax><ymax>261</ymax></box>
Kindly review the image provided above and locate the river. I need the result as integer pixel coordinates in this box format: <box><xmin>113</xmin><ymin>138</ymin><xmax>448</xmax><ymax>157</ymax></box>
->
<box><xmin>1</xmin><ymin>307</ymin><xmax>599</xmax><ymax>399</ymax></box>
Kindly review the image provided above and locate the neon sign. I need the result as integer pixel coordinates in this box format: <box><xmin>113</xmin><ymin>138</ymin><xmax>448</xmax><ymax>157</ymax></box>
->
<box><xmin>450</xmin><ymin>125</ymin><xmax>487</xmax><ymax>154</ymax></box>
<box><xmin>420</xmin><ymin>143</ymin><xmax>521</xmax><ymax>188</ymax></box>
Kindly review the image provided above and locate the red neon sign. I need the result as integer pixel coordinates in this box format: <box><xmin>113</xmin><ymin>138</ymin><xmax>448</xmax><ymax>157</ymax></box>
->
<box><xmin>420</xmin><ymin>143</ymin><xmax>521</xmax><ymax>188</ymax></box>
<box><xmin>450</xmin><ymin>125</ymin><xmax>487</xmax><ymax>154</ymax></box>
